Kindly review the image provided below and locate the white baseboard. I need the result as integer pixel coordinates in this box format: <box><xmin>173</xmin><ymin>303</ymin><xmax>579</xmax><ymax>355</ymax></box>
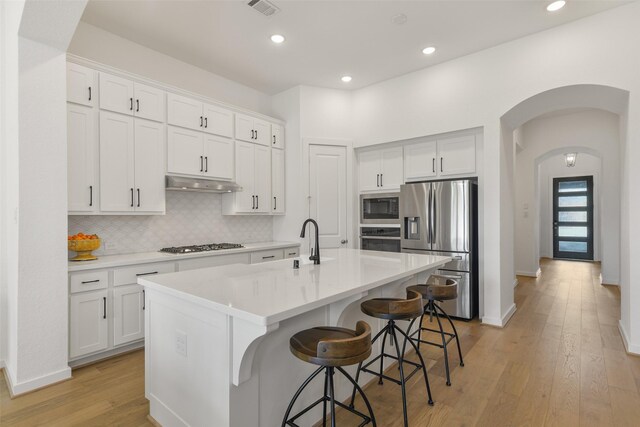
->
<box><xmin>618</xmin><ymin>320</ymin><xmax>640</xmax><ymax>355</ymax></box>
<box><xmin>601</xmin><ymin>276</ymin><xmax>619</xmax><ymax>286</ymax></box>
<box><xmin>482</xmin><ymin>303</ymin><xmax>517</xmax><ymax>328</ymax></box>
<box><xmin>516</xmin><ymin>269</ymin><xmax>541</xmax><ymax>278</ymax></box>
<box><xmin>4</xmin><ymin>365</ymin><xmax>72</xmax><ymax>396</ymax></box>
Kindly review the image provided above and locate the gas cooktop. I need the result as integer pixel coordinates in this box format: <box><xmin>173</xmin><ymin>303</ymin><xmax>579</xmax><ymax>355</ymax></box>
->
<box><xmin>159</xmin><ymin>243</ymin><xmax>244</xmax><ymax>254</ymax></box>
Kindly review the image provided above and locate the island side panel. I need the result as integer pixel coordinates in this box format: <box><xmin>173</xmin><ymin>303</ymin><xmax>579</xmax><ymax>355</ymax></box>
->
<box><xmin>145</xmin><ymin>289</ymin><xmax>231</xmax><ymax>427</ymax></box>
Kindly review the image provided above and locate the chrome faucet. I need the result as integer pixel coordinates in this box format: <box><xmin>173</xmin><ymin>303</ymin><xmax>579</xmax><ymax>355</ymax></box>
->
<box><xmin>300</xmin><ymin>218</ymin><xmax>320</xmax><ymax>265</ymax></box>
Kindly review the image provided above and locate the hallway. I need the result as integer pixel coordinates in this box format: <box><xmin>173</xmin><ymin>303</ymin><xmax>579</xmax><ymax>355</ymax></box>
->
<box><xmin>1</xmin><ymin>260</ymin><xmax>639</xmax><ymax>426</ymax></box>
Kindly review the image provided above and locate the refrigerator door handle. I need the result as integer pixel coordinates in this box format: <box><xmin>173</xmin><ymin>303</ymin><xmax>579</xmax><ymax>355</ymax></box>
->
<box><xmin>427</xmin><ymin>187</ymin><xmax>432</xmax><ymax>244</ymax></box>
<box><xmin>432</xmin><ymin>187</ymin><xmax>437</xmax><ymax>243</ymax></box>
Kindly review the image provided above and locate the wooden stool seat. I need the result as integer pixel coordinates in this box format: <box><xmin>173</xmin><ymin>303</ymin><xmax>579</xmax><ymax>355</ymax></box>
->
<box><xmin>408</xmin><ymin>275</ymin><xmax>458</xmax><ymax>301</ymax></box>
<box><xmin>360</xmin><ymin>290</ymin><xmax>424</xmax><ymax>320</ymax></box>
<box><xmin>289</xmin><ymin>322</ymin><xmax>372</xmax><ymax>367</ymax></box>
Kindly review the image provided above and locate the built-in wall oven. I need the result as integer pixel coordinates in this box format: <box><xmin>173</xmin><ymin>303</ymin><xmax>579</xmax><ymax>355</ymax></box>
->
<box><xmin>360</xmin><ymin>226</ymin><xmax>401</xmax><ymax>253</ymax></box>
<box><xmin>360</xmin><ymin>193</ymin><xmax>400</xmax><ymax>224</ymax></box>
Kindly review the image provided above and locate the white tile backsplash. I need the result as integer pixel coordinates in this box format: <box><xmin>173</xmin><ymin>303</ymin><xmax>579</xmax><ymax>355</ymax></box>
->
<box><xmin>68</xmin><ymin>191</ymin><xmax>273</xmax><ymax>256</ymax></box>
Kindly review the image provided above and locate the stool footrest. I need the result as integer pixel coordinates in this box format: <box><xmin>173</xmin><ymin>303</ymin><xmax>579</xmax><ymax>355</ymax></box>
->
<box><xmin>409</xmin><ymin>327</ymin><xmax>457</xmax><ymax>349</ymax></box>
<box><xmin>286</xmin><ymin>396</ymin><xmax>372</xmax><ymax>427</ymax></box>
<box><xmin>360</xmin><ymin>352</ymin><xmax>423</xmax><ymax>385</ymax></box>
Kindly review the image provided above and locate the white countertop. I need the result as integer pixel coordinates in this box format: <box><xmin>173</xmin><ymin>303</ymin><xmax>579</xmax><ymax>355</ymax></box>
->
<box><xmin>139</xmin><ymin>248</ymin><xmax>450</xmax><ymax>326</ymax></box>
<box><xmin>68</xmin><ymin>241</ymin><xmax>300</xmax><ymax>272</ymax></box>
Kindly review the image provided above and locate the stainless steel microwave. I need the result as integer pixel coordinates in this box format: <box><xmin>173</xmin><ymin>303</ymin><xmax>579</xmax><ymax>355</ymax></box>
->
<box><xmin>360</xmin><ymin>193</ymin><xmax>400</xmax><ymax>224</ymax></box>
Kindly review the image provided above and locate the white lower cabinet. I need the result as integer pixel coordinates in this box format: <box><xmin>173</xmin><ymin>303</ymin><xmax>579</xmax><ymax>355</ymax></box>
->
<box><xmin>113</xmin><ymin>284</ymin><xmax>145</xmax><ymax>346</ymax></box>
<box><xmin>69</xmin><ymin>290</ymin><xmax>108</xmax><ymax>359</ymax></box>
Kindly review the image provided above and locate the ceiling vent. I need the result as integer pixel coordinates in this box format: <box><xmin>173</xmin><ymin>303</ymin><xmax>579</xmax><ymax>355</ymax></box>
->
<box><xmin>247</xmin><ymin>0</ymin><xmax>280</xmax><ymax>17</ymax></box>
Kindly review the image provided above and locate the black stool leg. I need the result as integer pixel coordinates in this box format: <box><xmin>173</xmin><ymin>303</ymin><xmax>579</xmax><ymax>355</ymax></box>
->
<box><xmin>336</xmin><ymin>367</ymin><xmax>377</xmax><ymax>427</ymax></box>
<box><xmin>431</xmin><ymin>301</ymin><xmax>451</xmax><ymax>386</ymax></box>
<box><xmin>322</xmin><ymin>368</ymin><xmax>329</xmax><ymax>427</ymax></box>
<box><xmin>328</xmin><ymin>367</ymin><xmax>337</xmax><ymax>427</ymax></box>
<box><xmin>400</xmin><ymin>317</ymin><xmax>417</xmax><ymax>359</ymax></box>
<box><xmin>390</xmin><ymin>321</ymin><xmax>409</xmax><ymax>427</ymax></box>
<box><xmin>378</xmin><ymin>324</ymin><xmax>389</xmax><ymax>384</ymax></box>
<box><xmin>417</xmin><ymin>308</ymin><xmax>427</xmax><ymax>351</ymax></box>
<box><xmin>349</xmin><ymin>324</ymin><xmax>388</xmax><ymax>408</ymax></box>
<box><xmin>394</xmin><ymin>322</ymin><xmax>434</xmax><ymax>406</ymax></box>
<box><xmin>434</xmin><ymin>302</ymin><xmax>464</xmax><ymax>367</ymax></box>
<box><xmin>282</xmin><ymin>366</ymin><xmax>325</xmax><ymax>427</ymax></box>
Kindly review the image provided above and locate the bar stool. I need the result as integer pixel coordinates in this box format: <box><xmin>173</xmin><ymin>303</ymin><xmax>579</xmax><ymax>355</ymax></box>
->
<box><xmin>348</xmin><ymin>290</ymin><xmax>434</xmax><ymax>427</ymax></box>
<box><xmin>282</xmin><ymin>321</ymin><xmax>377</xmax><ymax>427</ymax></box>
<box><xmin>405</xmin><ymin>275</ymin><xmax>464</xmax><ymax>386</ymax></box>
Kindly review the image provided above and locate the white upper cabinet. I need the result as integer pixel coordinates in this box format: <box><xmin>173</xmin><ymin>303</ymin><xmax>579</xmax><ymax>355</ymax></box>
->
<box><xmin>67</xmin><ymin>104</ymin><xmax>98</xmax><ymax>213</ymax></box>
<box><xmin>167</xmin><ymin>93</ymin><xmax>233</xmax><ymax>138</ymax></box>
<box><xmin>202</xmin><ymin>103</ymin><xmax>233</xmax><ymax>138</ymax></box>
<box><xmin>271</xmin><ymin>149</ymin><xmax>285</xmax><ymax>213</ymax></box>
<box><xmin>100</xmin><ymin>112</ymin><xmax>135</xmax><ymax>212</ymax></box>
<box><xmin>438</xmin><ymin>134</ymin><xmax>476</xmax><ymax>176</ymax></box>
<box><xmin>404</xmin><ymin>140</ymin><xmax>437</xmax><ymax>182</ymax></box>
<box><xmin>133</xmin><ymin>119</ymin><xmax>166</xmax><ymax>213</ymax></box>
<box><xmin>271</xmin><ymin>124</ymin><xmax>285</xmax><ymax>150</ymax></box>
<box><xmin>100</xmin><ymin>72</ymin><xmax>165</xmax><ymax>122</ymax></box>
<box><xmin>167</xmin><ymin>126</ymin><xmax>234</xmax><ymax>180</ymax></box>
<box><xmin>222</xmin><ymin>141</ymin><xmax>271</xmax><ymax>214</ymax></box>
<box><xmin>100</xmin><ymin>73</ymin><xmax>134</xmax><ymax>116</ymax></box>
<box><xmin>235</xmin><ymin>114</ymin><xmax>272</xmax><ymax>146</ymax></box>
<box><xmin>203</xmin><ymin>135</ymin><xmax>234</xmax><ymax>180</ymax></box>
<box><xmin>358</xmin><ymin>147</ymin><xmax>403</xmax><ymax>193</ymax></box>
<box><xmin>100</xmin><ymin>112</ymin><xmax>165</xmax><ymax>213</ymax></box>
<box><xmin>67</xmin><ymin>63</ymin><xmax>97</xmax><ymax>107</ymax></box>
<box><xmin>134</xmin><ymin>83</ymin><xmax>165</xmax><ymax>122</ymax></box>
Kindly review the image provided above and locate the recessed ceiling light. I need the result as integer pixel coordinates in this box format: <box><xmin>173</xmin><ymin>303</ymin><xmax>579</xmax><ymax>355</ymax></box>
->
<box><xmin>422</xmin><ymin>46</ymin><xmax>436</xmax><ymax>55</ymax></box>
<box><xmin>547</xmin><ymin>1</ymin><xmax>566</xmax><ymax>12</ymax></box>
<box><xmin>270</xmin><ymin>34</ymin><xmax>285</xmax><ymax>44</ymax></box>
<box><xmin>341</xmin><ymin>75</ymin><xmax>352</xmax><ymax>83</ymax></box>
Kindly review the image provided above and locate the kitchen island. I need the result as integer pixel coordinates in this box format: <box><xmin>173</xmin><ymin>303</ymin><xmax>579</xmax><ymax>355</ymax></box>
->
<box><xmin>139</xmin><ymin>248</ymin><xmax>450</xmax><ymax>427</ymax></box>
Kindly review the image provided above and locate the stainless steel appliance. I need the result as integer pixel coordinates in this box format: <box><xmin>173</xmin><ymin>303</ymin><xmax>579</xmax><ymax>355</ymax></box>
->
<box><xmin>160</xmin><ymin>243</ymin><xmax>244</xmax><ymax>254</ymax></box>
<box><xmin>165</xmin><ymin>175</ymin><xmax>242</xmax><ymax>193</ymax></box>
<box><xmin>360</xmin><ymin>193</ymin><xmax>400</xmax><ymax>224</ymax></box>
<box><xmin>400</xmin><ymin>179</ymin><xmax>478</xmax><ymax>319</ymax></box>
<box><xmin>360</xmin><ymin>226</ymin><xmax>401</xmax><ymax>253</ymax></box>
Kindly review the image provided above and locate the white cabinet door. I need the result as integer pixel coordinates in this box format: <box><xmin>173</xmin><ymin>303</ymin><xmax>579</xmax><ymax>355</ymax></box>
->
<box><xmin>234</xmin><ymin>141</ymin><xmax>256</xmax><ymax>212</ymax></box>
<box><xmin>99</xmin><ymin>72</ymin><xmax>134</xmax><ymax>116</ymax></box>
<box><xmin>404</xmin><ymin>141</ymin><xmax>437</xmax><ymax>181</ymax></box>
<box><xmin>202</xmin><ymin>103</ymin><xmax>233</xmax><ymax>138</ymax></box>
<box><xmin>167</xmin><ymin>126</ymin><xmax>204</xmax><ymax>177</ymax></box>
<box><xmin>253</xmin><ymin>118</ymin><xmax>271</xmax><ymax>147</ymax></box>
<box><xmin>167</xmin><ymin>93</ymin><xmax>203</xmax><ymax>131</ymax></box>
<box><xmin>380</xmin><ymin>147</ymin><xmax>404</xmax><ymax>190</ymax></box>
<box><xmin>134</xmin><ymin>83</ymin><xmax>165</xmax><ymax>122</ymax></box>
<box><xmin>203</xmin><ymin>135</ymin><xmax>234</xmax><ymax>180</ymax></box>
<box><xmin>67</xmin><ymin>104</ymin><xmax>98</xmax><ymax>212</ymax></box>
<box><xmin>271</xmin><ymin>149</ymin><xmax>285</xmax><ymax>213</ymax></box>
<box><xmin>271</xmin><ymin>123</ymin><xmax>284</xmax><ymax>150</ymax></box>
<box><xmin>358</xmin><ymin>150</ymin><xmax>381</xmax><ymax>193</ymax></box>
<box><xmin>235</xmin><ymin>114</ymin><xmax>254</xmax><ymax>143</ymax></box>
<box><xmin>67</xmin><ymin>63</ymin><xmax>96</xmax><ymax>107</ymax></box>
<box><xmin>113</xmin><ymin>284</ymin><xmax>144</xmax><ymax>346</ymax></box>
<box><xmin>100</xmin><ymin>112</ymin><xmax>135</xmax><ymax>212</ymax></box>
<box><xmin>438</xmin><ymin>135</ymin><xmax>476</xmax><ymax>176</ymax></box>
<box><xmin>134</xmin><ymin>119</ymin><xmax>165</xmax><ymax>213</ymax></box>
<box><xmin>69</xmin><ymin>290</ymin><xmax>108</xmax><ymax>359</ymax></box>
<box><xmin>253</xmin><ymin>144</ymin><xmax>271</xmax><ymax>212</ymax></box>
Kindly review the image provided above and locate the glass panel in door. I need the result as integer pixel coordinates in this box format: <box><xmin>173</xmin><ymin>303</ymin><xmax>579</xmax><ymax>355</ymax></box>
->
<box><xmin>553</xmin><ymin>176</ymin><xmax>593</xmax><ymax>260</ymax></box>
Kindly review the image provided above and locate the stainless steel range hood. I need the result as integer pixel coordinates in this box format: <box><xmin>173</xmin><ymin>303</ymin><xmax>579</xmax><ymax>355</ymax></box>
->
<box><xmin>165</xmin><ymin>176</ymin><xmax>242</xmax><ymax>193</ymax></box>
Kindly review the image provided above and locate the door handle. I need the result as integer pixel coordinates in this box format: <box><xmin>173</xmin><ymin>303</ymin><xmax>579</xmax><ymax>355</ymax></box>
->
<box><xmin>88</xmin><ymin>86</ymin><xmax>92</xmax><ymax>101</ymax></box>
<box><xmin>143</xmin><ymin>290</ymin><xmax>145</xmax><ymax>310</ymax></box>
<box><xmin>103</xmin><ymin>297</ymin><xmax>107</xmax><ymax>319</ymax></box>
<box><xmin>136</xmin><ymin>99</ymin><xmax>139</xmax><ymax>112</ymax></box>
<box><xmin>251</xmin><ymin>129</ymin><xmax>255</xmax><ymax>139</ymax></box>
<box><xmin>380</xmin><ymin>174</ymin><xmax>383</xmax><ymax>187</ymax></box>
<box><xmin>273</xmin><ymin>135</ymin><xmax>276</xmax><ymax>145</ymax></box>
<box><xmin>130</xmin><ymin>98</ymin><xmax>133</xmax><ymax>111</ymax></box>
<box><xmin>204</xmin><ymin>117</ymin><xmax>208</xmax><ymax>128</ymax></box>
<box><xmin>204</xmin><ymin>157</ymin><xmax>208</xmax><ymax>173</ymax></box>
<box><xmin>274</xmin><ymin>196</ymin><xmax>276</xmax><ymax>210</ymax></box>
<box><xmin>137</xmin><ymin>188</ymin><xmax>140</xmax><ymax>207</ymax></box>
<box><xmin>432</xmin><ymin>158</ymin><xmax>435</xmax><ymax>173</ymax></box>
<box><xmin>440</xmin><ymin>157</ymin><xmax>443</xmax><ymax>173</ymax></box>
<box><xmin>200</xmin><ymin>156</ymin><xmax>204</xmax><ymax>172</ymax></box>
<box><xmin>200</xmin><ymin>116</ymin><xmax>203</xmax><ymax>127</ymax></box>
<box><xmin>89</xmin><ymin>185</ymin><xmax>93</xmax><ymax>207</ymax></box>
<box><xmin>252</xmin><ymin>195</ymin><xmax>255</xmax><ymax>209</ymax></box>
<box><xmin>130</xmin><ymin>188</ymin><xmax>134</xmax><ymax>207</ymax></box>
<box><xmin>81</xmin><ymin>279</ymin><xmax>100</xmax><ymax>284</ymax></box>
<box><xmin>255</xmin><ymin>129</ymin><xmax>258</xmax><ymax>140</ymax></box>
<box><xmin>136</xmin><ymin>271</ymin><xmax>159</xmax><ymax>276</ymax></box>
<box><xmin>376</xmin><ymin>174</ymin><xmax>380</xmax><ymax>187</ymax></box>
<box><xmin>256</xmin><ymin>195</ymin><xmax>259</xmax><ymax>209</ymax></box>
<box><xmin>341</xmin><ymin>239</ymin><xmax>348</xmax><ymax>244</ymax></box>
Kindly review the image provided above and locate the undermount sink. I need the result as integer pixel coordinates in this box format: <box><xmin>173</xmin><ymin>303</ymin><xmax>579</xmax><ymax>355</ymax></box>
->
<box><xmin>297</xmin><ymin>255</ymin><xmax>334</xmax><ymax>266</ymax></box>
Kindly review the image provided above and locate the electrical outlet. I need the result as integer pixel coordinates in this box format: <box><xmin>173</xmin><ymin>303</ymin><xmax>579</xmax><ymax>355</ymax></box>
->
<box><xmin>176</xmin><ymin>330</ymin><xmax>187</xmax><ymax>357</ymax></box>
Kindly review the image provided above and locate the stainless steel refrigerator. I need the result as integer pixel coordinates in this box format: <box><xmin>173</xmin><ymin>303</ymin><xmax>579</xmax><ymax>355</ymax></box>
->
<box><xmin>400</xmin><ymin>179</ymin><xmax>478</xmax><ymax>320</ymax></box>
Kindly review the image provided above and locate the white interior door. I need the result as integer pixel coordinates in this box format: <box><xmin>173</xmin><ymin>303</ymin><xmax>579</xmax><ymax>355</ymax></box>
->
<box><xmin>309</xmin><ymin>145</ymin><xmax>348</xmax><ymax>248</ymax></box>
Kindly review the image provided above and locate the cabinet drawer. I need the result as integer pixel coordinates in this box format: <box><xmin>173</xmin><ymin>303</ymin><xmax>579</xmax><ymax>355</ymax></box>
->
<box><xmin>178</xmin><ymin>253</ymin><xmax>250</xmax><ymax>271</ymax></box>
<box><xmin>70</xmin><ymin>270</ymin><xmax>108</xmax><ymax>294</ymax></box>
<box><xmin>250</xmin><ymin>249</ymin><xmax>284</xmax><ymax>264</ymax></box>
<box><xmin>283</xmin><ymin>247</ymin><xmax>300</xmax><ymax>259</ymax></box>
<box><xmin>113</xmin><ymin>262</ymin><xmax>175</xmax><ymax>287</ymax></box>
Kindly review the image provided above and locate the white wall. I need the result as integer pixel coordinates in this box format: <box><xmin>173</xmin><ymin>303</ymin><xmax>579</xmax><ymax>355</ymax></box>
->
<box><xmin>351</xmin><ymin>2</ymin><xmax>640</xmax><ymax>338</ymax></box>
<box><xmin>514</xmin><ymin>110</ymin><xmax>620</xmax><ymax>283</ymax></box>
<box><xmin>68</xmin><ymin>22</ymin><xmax>273</xmax><ymax>116</ymax></box>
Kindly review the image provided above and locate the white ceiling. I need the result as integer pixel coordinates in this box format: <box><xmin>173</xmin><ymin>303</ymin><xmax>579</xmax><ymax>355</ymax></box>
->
<box><xmin>80</xmin><ymin>0</ymin><xmax>629</xmax><ymax>94</ymax></box>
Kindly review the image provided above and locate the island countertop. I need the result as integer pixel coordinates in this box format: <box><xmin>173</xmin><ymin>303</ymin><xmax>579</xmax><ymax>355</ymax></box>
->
<box><xmin>139</xmin><ymin>248</ymin><xmax>450</xmax><ymax>326</ymax></box>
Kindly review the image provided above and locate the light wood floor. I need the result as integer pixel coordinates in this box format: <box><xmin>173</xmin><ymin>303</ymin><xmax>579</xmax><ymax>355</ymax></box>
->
<box><xmin>2</xmin><ymin>259</ymin><xmax>639</xmax><ymax>426</ymax></box>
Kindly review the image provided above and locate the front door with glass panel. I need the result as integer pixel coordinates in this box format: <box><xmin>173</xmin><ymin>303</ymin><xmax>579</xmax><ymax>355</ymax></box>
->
<box><xmin>553</xmin><ymin>176</ymin><xmax>594</xmax><ymax>260</ymax></box>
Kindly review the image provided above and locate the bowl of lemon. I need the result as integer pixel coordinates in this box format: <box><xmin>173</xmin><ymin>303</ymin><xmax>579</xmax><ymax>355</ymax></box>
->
<box><xmin>68</xmin><ymin>233</ymin><xmax>101</xmax><ymax>261</ymax></box>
